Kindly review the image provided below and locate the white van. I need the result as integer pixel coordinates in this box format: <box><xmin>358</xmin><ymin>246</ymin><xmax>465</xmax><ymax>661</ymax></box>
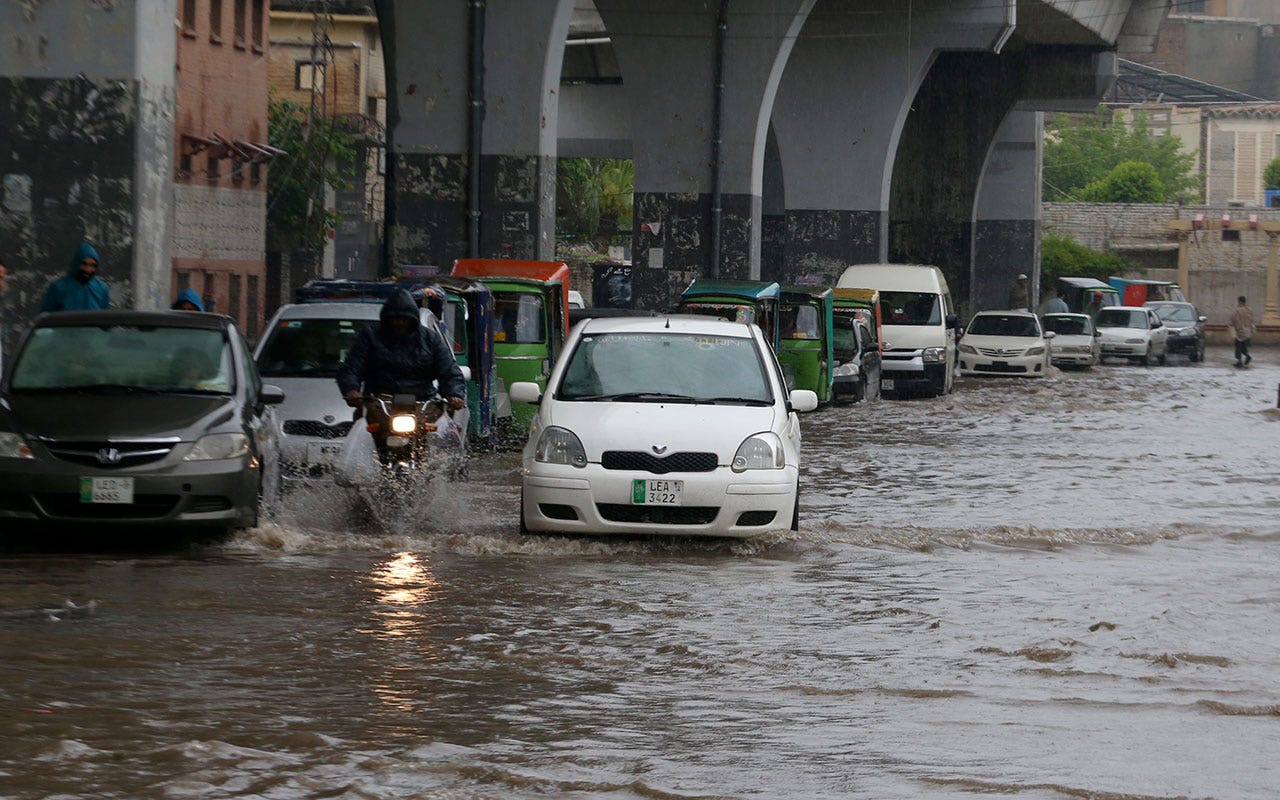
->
<box><xmin>835</xmin><ymin>264</ymin><xmax>959</xmax><ymax>397</ymax></box>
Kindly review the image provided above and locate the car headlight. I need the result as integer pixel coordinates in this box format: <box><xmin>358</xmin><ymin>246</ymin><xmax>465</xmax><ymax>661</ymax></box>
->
<box><xmin>833</xmin><ymin>362</ymin><xmax>859</xmax><ymax>377</ymax></box>
<box><xmin>959</xmin><ymin>344</ymin><xmax>977</xmax><ymax>354</ymax></box>
<box><xmin>1125</xmin><ymin>338</ymin><xmax>1146</xmax><ymax>344</ymax></box>
<box><xmin>533</xmin><ymin>426</ymin><xmax>587</xmax><ymax>468</ymax></box>
<box><xmin>184</xmin><ymin>433</ymin><xmax>250</xmax><ymax>461</ymax></box>
<box><xmin>732</xmin><ymin>432</ymin><xmax>785</xmax><ymax>472</ymax></box>
<box><xmin>1025</xmin><ymin>346</ymin><xmax>1045</xmax><ymax>356</ymax></box>
<box><xmin>0</xmin><ymin>432</ymin><xmax>33</xmax><ymax>459</ymax></box>
<box><xmin>922</xmin><ymin>347</ymin><xmax>945</xmax><ymax>363</ymax></box>
<box><xmin>1179</xmin><ymin>327</ymin><xmax>1196</xmax><ymax>336</ymax></box>
<box><xmin>390</xmin><ymin>414</ymin><xmax>417</xmax><ymax>434</ymax></box>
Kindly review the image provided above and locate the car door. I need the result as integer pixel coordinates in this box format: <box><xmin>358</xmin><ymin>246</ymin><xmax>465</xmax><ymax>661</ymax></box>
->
<box><xmin>858</xmin><ymin>323</ymin><xmax>881</xmax><ymax>399</ymax></box>
<box><xmin>1149</xmin><ymin>311</ymin><xmax>1168</xmax><ymax>352</ymax></box>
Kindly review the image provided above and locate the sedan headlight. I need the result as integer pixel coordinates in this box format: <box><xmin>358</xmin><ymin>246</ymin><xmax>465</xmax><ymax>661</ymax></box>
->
<box><xmin>1125</xmin><ymin>338</ymin><xmax>1146</xmax><ymax>344</ymax></box>
<box><xmin>0</xmin><ymin>432</ymin><xmax>33</xmax><ymax>459</ymax></box>
<box><xmin>732</xmin><ymin>432</ymin><xmax>785</xmax><ymax>472</ymax></box>
<box><xmin>959</xmin><ymin>344</ymin><xmax>977</xmax><ymax>355</ymax></box>
<box><xmin>184</xmin><ymin>433</ymin><xmax>250</xmax><ymax>461</ymax></box>
<box><xmin>922</xmin><ymin>347</ymin><xmax>946</xmax><ymax>363</ymax></box>
<box><xmin>833</xmin><ymin>362</ymin><xmax>859</xmax><ymax>377</ymax></box>
<box><xmin>1025</xmin><ymin>346</ymin><xmax>1046</xmax><ymax>356</ymax></box>
<box><xmin>1178</xmin><ymin>327</ymin><xmax>1197</xmax><ymax>336</ymax></box>
<box><xmin>533</xmin><ymin>426</ymin><xmax>587</xmax><ymax>468</ymax></box>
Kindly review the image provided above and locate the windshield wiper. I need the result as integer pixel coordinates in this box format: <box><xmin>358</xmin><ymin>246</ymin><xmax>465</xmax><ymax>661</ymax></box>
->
<box><xmin>694</xmin><ymin>396</ymin><xmax>772</xmax><ymax>406</ymax></box>
<box><xmin>571</xmin><ymin>391</ymin><xmax>697</xmax><ymax>403</ymax></box>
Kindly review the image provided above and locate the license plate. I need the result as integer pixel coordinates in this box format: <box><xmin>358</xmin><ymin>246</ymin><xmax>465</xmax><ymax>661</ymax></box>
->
<box><xmin>306</xmin><ymin>441</ymin><xmax>342</xmax><ymax>465</ymax></box>
<box><xmin>79</xmin><ymin>477</ymin><xmax>134</xmax><ymax>504</ymax></box>
<box><xmin>992</xmin><ymin>360</ymin><xmax>1009</xmax><ymax>368</ymax></box>
<box><xmin>881</xmin><ymin>378</ymin><xmax>895</xmax><ymax>391</ymax></box>
<box><xmin>632</xmin><ymin>479</ymin><xmax>683</xmax><ymax>506</ymax></box>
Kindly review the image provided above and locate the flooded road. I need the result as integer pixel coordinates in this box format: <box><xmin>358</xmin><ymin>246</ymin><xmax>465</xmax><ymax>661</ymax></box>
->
<box><xmin>3</xmin><ymin>348</ymin><xmax>1279</xmax><ymax>799</ymax></box>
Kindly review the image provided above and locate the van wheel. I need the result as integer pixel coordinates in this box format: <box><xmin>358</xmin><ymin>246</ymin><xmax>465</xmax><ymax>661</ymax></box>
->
<box><xmin>518</xmin><ymin>488</ymin><xmax>530</xmax><ymax>535</ymax></box>
<box><xmin>790</xmin><ymin>483</ymin><xmax>800</xmax><ymax>532</ymax></box>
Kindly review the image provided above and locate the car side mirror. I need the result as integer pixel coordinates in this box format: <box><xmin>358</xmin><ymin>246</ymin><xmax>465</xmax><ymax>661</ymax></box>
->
<box><xmin>259</xmin><ymin>384</ymin><xmax>286</xmax><ymax>405</ymax></box>
<box><xmin>510</xmin><ymin>381</ymin><xmax>542</xmax><ymax>404</ymax></box>
<box><xmin>1198</xmin><ymin>315</ymin><xmax>1207</xmax><ymax>323</ymax></box>
<box><xmin>1043</xmin><ymin>331</ymin><xmax>1056</xmax><ymax>339</ymax></box>
<box><xmin>1093</xmin><ymin>330</ymin><xmax>1102</xmax><ymax>337</ymax></box>
<box><xmin>788</xmin><ymin>389</ymin><xmax>819</xmax><ymax>413</ymax></box>
<box><xmin>459</xmin><ymin>365</ymin><xmax>473</xmax><ymax>382</ymax></box>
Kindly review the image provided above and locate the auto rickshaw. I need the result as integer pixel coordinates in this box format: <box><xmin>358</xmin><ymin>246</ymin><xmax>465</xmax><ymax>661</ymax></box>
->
<box><xmin>831</xmin><ymin>287</ymin><xmax>883</xmax><ymax>402</ymax></box>
<box><xmin>676</xmin><ymin>279</ymin><xmax>781</xmax><ymax>349</ymax></box>
<box><xmin>777</xmin><ymin>286</ymin><xmax>834</xmax><ymax>404</ymax></box>
<box><xmin>1056</xmin><ymin>277</ymin><xmax>1121</xmax><ymax>318</ymax></box>
<box><xmin>433</xmin><ymin>276</ymin><xmax>497</xmax><ymax>447</ymax></box>
<box><xmin>450</xmin><ymin>259</ymin><xmax>571</xmax><ymax>430</ymax></box>
<box><xmin>1108</xmin><ymin>277</ymin><xmax>1186</xmax><ymax>306</ymax></box>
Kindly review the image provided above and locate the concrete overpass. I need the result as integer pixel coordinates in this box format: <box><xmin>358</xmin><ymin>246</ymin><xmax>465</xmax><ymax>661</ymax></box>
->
<box><xmin>378</xmin><ymin>0</ymin><xmax>1170</xmax><ymax>312</ymax></box>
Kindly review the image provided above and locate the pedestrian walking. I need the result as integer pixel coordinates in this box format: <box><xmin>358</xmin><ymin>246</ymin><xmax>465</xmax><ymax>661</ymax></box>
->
<box><xmin>1008</xmin><ymin>273</ymin><xmax>1029</xmax><ymax>311</ymax></box>
<box><xmin>171</xmin><ymin>287</ymin><xmax>205</xmax><ymax>312</ymax></box>
<box><xmin>1229</xmin><ymin>295</ymin><xmax>1256</xmax><ymax>368</ymax></box>
<box><xmin>41</xmin><ymin>242</ymin><xmax>110</xmax><ymax>312</ymax></box>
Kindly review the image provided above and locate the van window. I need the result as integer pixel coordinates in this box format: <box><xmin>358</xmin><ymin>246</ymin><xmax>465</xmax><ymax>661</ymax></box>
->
<box><xmin>880</xmin><ymin>292</ymin><xmax>941</xmax><ymax>326</ymax></box>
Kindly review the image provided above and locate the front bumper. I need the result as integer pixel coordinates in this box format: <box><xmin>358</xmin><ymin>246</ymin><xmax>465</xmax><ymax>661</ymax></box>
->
<box><xmin>880</xmin><ymin>356</ymin><xmax>948</xmax><ymax>390</ymax></box>
<box><xmin>1100</xmin><ymin>341</ymin><xmax>1147</xmax><ymax>357</ymax></box>
<box><xmin>1166</xmin><ymin>334</ymin><xmax>1200</xmax><ymax>353</ymax></box>
<box><xmin>0</xmin><ymin>455</ymin><xmax>259</xmax><ymax>527</ymax></box>
<box><xmin>959</xmin><ymin>352</ymin><xmax>1045</xmax><ymax>377</ymax></box>
<box><xmin>832</xmin><ymin>375</ymin><xmax>865</xmax><ymax>399</ymax></box>
<box><xmin>1050</xmin><ymin>348</ymin><xmax>1097</xmax><ymax>366</ymax></box>
<box><xmin>521</xmin><ymin>462</ymin><xmax>798</xmax><ymax>538</ymax></box>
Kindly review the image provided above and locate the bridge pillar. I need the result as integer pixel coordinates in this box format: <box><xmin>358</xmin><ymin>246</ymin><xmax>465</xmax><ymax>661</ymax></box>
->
<box><xmin>379</xmin><ymin>0</ymin><xmax>571</xmax><ymax>268</ymax></box>
<box><xmin>972</xmin><ymin>110</ymin><xmax>1044</xmax><ymax>313</ymax></box>
<box><xmin>770</xmin><ymin>0</ymin><xmax>1015</xmax><ymax>286</ymax></box>
<box><xmin>596</xmin><ymin>0</ymin><xmax>813</xmax><ymax>310</ymax></box>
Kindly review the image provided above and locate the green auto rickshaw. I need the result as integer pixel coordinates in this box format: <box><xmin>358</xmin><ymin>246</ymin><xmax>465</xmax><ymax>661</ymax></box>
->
<box><xmin>676</xmin><ymin>279</ymin><xmax>781</xmax><ymax>349</ymax></box>
<box><xmin>777</xmin><ymin>285</ymin><xmax>834</xmax><ymax>405</ymax></box>
<box><xmin>433</xmin><ymin>276</ymin><xmax>497</xmax><ymax>447</ymax></box>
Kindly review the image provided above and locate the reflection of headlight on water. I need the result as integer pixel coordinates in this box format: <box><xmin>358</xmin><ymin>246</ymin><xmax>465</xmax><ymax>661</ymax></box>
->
<box><xmin>369</xmin><ymin>552</ymin><xmax>439</xmax><ymax>634</ymax></box>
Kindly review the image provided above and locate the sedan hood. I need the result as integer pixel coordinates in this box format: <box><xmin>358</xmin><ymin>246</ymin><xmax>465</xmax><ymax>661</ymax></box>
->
<box><xmin>5</xmin><ymin>393</ymin><xmax>235</xmax><ymax>440</ymax></box>
<box><xmin>961</xmin><ymin>333</ymin><xmax>1043</xmax><ymax>351</ymax></box>
<box><xmin>268</xmin><ymin>377</ymin><xmax>351</xmax><ymax>428</ymax></box>
<box><xmin>1049</xmin><ymin>334</ymin><xmax>1094</xmax><ymax>348</ymax></box>
<box><xmin>881</xmin><ymin>325</ymin><xmax>944</xmax><ymax>351</ymax></box>
<box><xmin>1097</xmin><ymin>326</ymin><xmax>1149</xmax><ymax>342</ymax></box>
<box><xmin>544</xmin><ymin>402</ymin><xmax>777</xmax><ymax>462</ymax></box>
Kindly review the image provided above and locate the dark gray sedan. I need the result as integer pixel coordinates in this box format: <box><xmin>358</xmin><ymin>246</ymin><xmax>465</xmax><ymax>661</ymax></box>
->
<box><xmin>0</xmin><ymin>310</ymin><xmax>283</xmax><ymax>533</ymax></box>
<box><xmin>1145</xmin><ymin>301</ymin><xmax>1206</xmax><ymax>362</ymax></box>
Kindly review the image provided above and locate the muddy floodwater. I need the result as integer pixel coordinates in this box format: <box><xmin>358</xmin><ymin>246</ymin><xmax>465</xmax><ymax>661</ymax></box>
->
<box><xmin>3</xmin><ymin>348</ymin><xmax>1279</xmax><ymax>799</ymax></box>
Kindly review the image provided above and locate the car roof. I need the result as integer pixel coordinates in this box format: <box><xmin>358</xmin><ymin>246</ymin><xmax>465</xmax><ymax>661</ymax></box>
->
<box><xmin>1105</xmin><ymin>306</ymin><xmax>1152</xmax><ymax>312</ymax></box>
<box><xmin>577</xmin><ymin>314</ymin><xmax>756</xmax><ymax>337</ymax></box>
<box><xmin>271</xmin><ymin>302</ymin><xmax>386</xmax><ymax>320</ymax></box>
<box><xmin>1058</xmin><ymin>277</ymin><xmax>1116</xmax><ymax>290</ymax></box>
<box><xmin>1144</xmin><ymin>300</ymin><xmax>1192</xmax><ymax>307</ymax></box>
<box><xmin>35</xmin><ymin>309</ymin><xmax>230</xmax><ymax>330</ymax></box>
<box><xmin>972</xmin><ymin>309</ymin><xmax>1036</xmax><ymax>317</ymax></box>
<box><xmin>1044</xmin><ymin>312</ymin><xmax>1090</xmax><ymax>318</ymax></box>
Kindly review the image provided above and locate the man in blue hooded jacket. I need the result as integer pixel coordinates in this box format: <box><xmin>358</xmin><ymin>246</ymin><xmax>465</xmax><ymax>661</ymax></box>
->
<box><xmin>337</xmin><ymin>289</ymin><xmax>467</xmax><ymax>410</ymax></box>
<box><xmin>171</xmin><ymin>287</ymin><xmax>205</xmax><ymax>311</ymax></box>
<box><xmin>41</xmin><ymin>242</ymin><xmax>110</xmax><ymax>312</ymax></box>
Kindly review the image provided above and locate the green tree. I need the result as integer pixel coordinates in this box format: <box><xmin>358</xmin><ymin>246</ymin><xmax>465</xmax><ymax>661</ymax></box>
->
<box><xmin>1076</xmin><ymin>161</ymin><xmax>1165</xmax><ymax>203</ymax></box>
<box><xmin>1040</xmin><ymin>233</ymin><xmax>1130</xmax><ymax>287</ymax></box>
<box><xmin>1263</xmin><ymin>157</ymin><xmax>1280</xmax><ymax>190</ymax></box>
<box><xmin>266</xmin><ymin>94</ymin><xmax>357</xmax><ymax>252</ymax></box>
<box><xmin>1043</xmin><ymin>107</ymin><xmax>1197</xmax><ymax>203</ymax></box>
<box><xmin>556</xmin><ymin>157</ymin><xmax>633</xmax><ymax>241</ymax></box>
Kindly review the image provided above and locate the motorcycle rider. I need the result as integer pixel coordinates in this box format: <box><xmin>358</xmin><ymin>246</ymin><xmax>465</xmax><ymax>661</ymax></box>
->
<box><xmin>337</xmin><ymin>289</ymin><xmax>467</xmax><ymax>453</ymax></box>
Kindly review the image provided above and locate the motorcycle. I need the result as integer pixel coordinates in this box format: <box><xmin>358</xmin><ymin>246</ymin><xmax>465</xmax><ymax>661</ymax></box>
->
<box><xmin>362</xmin><ymin>392</ymin><xmax>450</xmax><ymax>471</ymax></box>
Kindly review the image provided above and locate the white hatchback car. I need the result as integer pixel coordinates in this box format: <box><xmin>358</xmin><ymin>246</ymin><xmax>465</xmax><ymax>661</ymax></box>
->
<box><xmin>958</xmin><ymin>310</ymin><xmax>1053</xmax><ymax>377</ymax></box>
<box><xmin>1095</xmin><ymin>306</ymin><xmax>1169</xmax><ymax>365</ymax></box>
<box><xmin>1043</xmin><ymin>312</ymin><xmax>1100</xmax><ymax>368</ymax></box>
<box><xmin>512</xmin><ymin>316</ymin><xmax>817</xmax><ymax>538</ymax></box>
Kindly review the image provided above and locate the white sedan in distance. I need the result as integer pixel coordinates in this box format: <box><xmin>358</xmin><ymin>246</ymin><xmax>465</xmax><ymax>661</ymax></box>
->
<box><xmin>1043</xmin><ymin>312</ymin><xmax>1100</xmax><ymax>369</ymax></box>
<box><xmin>511</xmin><ymin>316</ymin><xmax>817</xmax><ymax>538</ymax></box>
<box><xmin>958</xmin><ymin>310</ymin><xmax>1054</xmax><ymax>378</ymax></box>
<box><xmin>1095</xmin><ymin>306</ymin><xmax>1169</xmax><ymax>365</ymax></box>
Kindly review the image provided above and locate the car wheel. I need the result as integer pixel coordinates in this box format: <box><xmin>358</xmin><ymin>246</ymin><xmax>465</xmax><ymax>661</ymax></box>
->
<box><xmin>1141</xmin><ymin>346</ymin><xmax>1153</xmax><ymax>367</ymax></box>
<box><xmin>1190</xmin><ymin>342</ymin><xmax>1202</xmax><ymax>363</ymax></box>
<box><xmin>790</xmin><ymin>483</ymin><xmax>800</xmax><ymax>532</ymax></box>
<box><xmin>518</xmin><ymin>487</ymin><xmax>530</xmax><ymax>535</ymax></box>
<box><xmin>1157</xmin><ymin>348</ymin><xmax>1167</xmax><ymax>366</ymax></box>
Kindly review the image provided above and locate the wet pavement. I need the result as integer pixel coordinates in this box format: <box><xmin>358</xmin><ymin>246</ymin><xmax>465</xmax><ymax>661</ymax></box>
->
<box><xmin>2</xmin><ymin>347</ymin><xmax>1278</xmax><ymax>799</ymax></box>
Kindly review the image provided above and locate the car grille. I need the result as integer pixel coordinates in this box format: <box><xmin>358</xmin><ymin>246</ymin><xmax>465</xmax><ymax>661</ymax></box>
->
<box><xmin>43</xmin><ymin>440</ymin><xmax>176</xmax><ymax>469</ymax></box>
<box><xmin>975</xmin><ymin>363</ymin><xmax>1029</xmax><ymax>374</ymax></box>
<box><xmin>190</xmin><ymin>496</ymin><xmax>233</xmax><ymax>513</ymax></box>
<box><xmin>283</xmin><ymin>420</ymin><xmax>354</xmax><ymax>439</ymax></box>
<box><xmin>33</xmin><ymin>493</ymin><xmax>180</xmax><ymax>520</ymax></box>
<box><xmin>977</xmin><ymin>347</ymin><xmax>1025</xmax><ymax>357</ymax></box>
<box><xmin>596</xmin><ymin>504</ymin><xmax>719</xmax><ymax>525</ymax></box>
<box><xmin>601</xmin><ymin>451</ymin><xmax>718</xmax><ymax>474</ymax></box>
<box><xmin>882</xmin><ymin>348</ymin><xmax>918</xmax><ymax>361</ymax></box>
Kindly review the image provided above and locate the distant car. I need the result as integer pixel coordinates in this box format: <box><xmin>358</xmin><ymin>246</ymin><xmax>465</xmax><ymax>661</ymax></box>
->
<box><xmin>1095</xmin><ymin>306</ymin><xmax>1169</xmax><ymax>365</ymax></box>
<box><xmin>568</xmin><ymin>289</ymin><xmax>586</xmax><ymax>309</ymax></box>
<box><xmin>1145</xmin><ymin>301</ymin><xmax>1206</xmax><ymax>362</ymax></box>
<box><xmin>0</xmin><ymin>310</ymin><xmax>283</xmax><ymax>533</ymax></box>
<box><xmin>1043</xmin><ymin>312</ymin><xmax>1100</xmax><ymax>369</ymax></box>
<box><xmin>511</xmin><ymin>315</ymin><xmax>817</xmax><ymax>538</ymax></box>
<box><xmin>958</xmin><ymin>310</ymin><xmax>1053</xmax><ymax>378</ymax></box>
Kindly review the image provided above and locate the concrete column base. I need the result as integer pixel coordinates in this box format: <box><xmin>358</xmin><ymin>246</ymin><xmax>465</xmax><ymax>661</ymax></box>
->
<box><xmin>782</xmin><ymin>209</ymin><xmax>883</xmax><ymax>286</ymax></box>
<box><xmin>631</xmin><ymin>191</ymin><xmax>759</xmax><ymax>310</ymax></box>
<box><xmin>390</xmin><ymin>152</ymin><xmax>554</xmax><ymax>268</ymax></box>
<box><xmin>973</xmin><ymin>219</ymin><xmax>1038</xmax><ymax>312</ymax></box>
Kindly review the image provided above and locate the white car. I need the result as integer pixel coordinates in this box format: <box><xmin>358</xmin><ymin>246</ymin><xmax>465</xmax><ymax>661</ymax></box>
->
<box><xmin>1043</xmin><ymin>312</ymin><xmax>1100</xmax><ymax>368</ymax></box>
<box><xmin>1095</xmin><ymin>306</ymin><xmax>1169</xmax><ymax>365</ymax></box>
<box><xmin>512</xmin><ymin>316</ymin><xmax>818</xmax><ymax>538</ymax></box>
<box><xmin>958</xmin><ymin>310</ymin><xmax>1054</xmax><ymax>377</ymax></box>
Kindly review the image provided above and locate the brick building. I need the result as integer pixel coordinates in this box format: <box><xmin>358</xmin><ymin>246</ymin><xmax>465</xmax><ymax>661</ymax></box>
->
<box><xmin>174</xmin><ymin>0</ymin><xmax>273</xmax><ymax>341</ymax></box>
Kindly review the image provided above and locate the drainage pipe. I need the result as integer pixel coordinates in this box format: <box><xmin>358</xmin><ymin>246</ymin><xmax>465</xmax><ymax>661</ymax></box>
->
<box><xmin>468</xmin><ymin>0</ymin><xmax>487</xmax><ymax>258</ymax></box>
<box><xmin>708</xmin><ymin>0</ymin><xmax>729</xmax><ymax>278</ymax></box>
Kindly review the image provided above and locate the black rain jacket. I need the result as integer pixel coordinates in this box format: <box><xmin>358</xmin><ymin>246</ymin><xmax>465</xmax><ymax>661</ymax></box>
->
<box><xmin>336</xmin><ymin>289</ymin><xmax>467</xmax><ymax>400</ymax></box>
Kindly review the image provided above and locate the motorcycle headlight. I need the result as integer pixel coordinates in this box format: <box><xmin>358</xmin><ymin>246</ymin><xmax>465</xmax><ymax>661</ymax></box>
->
<box><xmin>1125</xmin><ymin>338</ymin><xmax>1145</xmax><ymax>344</ymax></box>
<box><xmin>959</xmin><ymin>344</ymin><xmax>977</xmax><ymax>355</ymax></box>
<box><xmin>0</xmin><ymin>432</ymin><xmax>33</xmax><ymax>459</ymax></box>
<box><xmin>1025</xmin><ymin>346</ymin><xmax>1046</xmax><ymax>356</ymax></box>
<box><xmin>922</xmin><ymin>347</ymin><xmax>945</xmax><ymax>363</ymax></box>
<box><xmin>732</xmin><ymin>432</ymin><xmax>784</xmax><ymax>472</ymax></box>
<box><xmin>390</xmin><ymin>414</ymin><xmax>417</xmax><ymax>434</ymax></box>
<box><xmin>184</xmin><ymin>433</ymin><xmax>250</xmax><ymax>461</ymax></box>
<box><xmin>833</xmin><ymin>362</ymin><xmax>859</xmax><ymax>377</ymax></box>
<box><xmin>534</xmin><ymin>426</ymin><xmax>587</xmax><ymax>468</ymax></box>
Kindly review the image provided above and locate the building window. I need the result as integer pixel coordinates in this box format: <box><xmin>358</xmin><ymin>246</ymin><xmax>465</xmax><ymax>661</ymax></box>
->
<box><xmin>1223</xmin><ymin>229</ymin><xmax>1241</xmax><ymax>242</ymax></box>
<box><xmin>181</xmin><ymin>0</ymin><xmax>197</xmax><ymax>34</ymax></box>
<box><xmin>1181</xmin><ymin>0</ymin><xmax>1206</xmax><ymax>12</ymax></box>
<box><xmin>246</xmin><ymin>276</ymin><xmax>260</xmax><ymax>340</ymax></box>
<box><xmin>233</xmin><ymin>0</ymin><xmax>246</xmax><ymax>47</ymax></box>
<box><xmin>206</xmin><ymin>155</ymin><xmax>220</xmax><ymax>180</ymax></box>
<box><xmin>209</xmin><ymin>0</ymin><xmax>222</xmax><ymax>41</ymax></box>
<box><xmin>231</xmin><ymin>160</ymin><xmax>244</xmax><ymax>184</ymax></box>
<box><xmin>176</xmin><ymin>271</ymin><xmax>190</xmax><ymax>292</ymax></box>
<box><xmin>229</xmin><ymin>274</ymin><xmax>242</xmax><ymax>326</ymax></box>
<box><xmin>178</xmin><ymin>153</ymin><xmax>193</xmax><ymax>179</ymax></box>
<box><xmin>250</xmin><ymin>161</ymin><xmax>262</xmax><ymax>186</ymax></box>
<box><xmin>296</xmin><ymin>61</ymin><xmax>325</xmax><ymax>92</ymax></box>
<box><xmin>251</xmin><ymin>0</ymin><xmax>264</xmax><ymax>49</ymax></box>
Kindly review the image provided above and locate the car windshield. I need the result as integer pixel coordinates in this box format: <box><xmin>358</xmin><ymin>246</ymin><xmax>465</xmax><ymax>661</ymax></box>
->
<box><xmin>443</xmin><ymin>301</ymin><xmax>466</xmax><ymax>355</ymax></box>
<box><xmin>832</xmin><ymin>314</ymin><xmax>860</xmax><ymax>359</ymax></box>
<box><xmin>1149</xmin><ymin>304</ymin><xmax>1195</xmax><ymax>323</ymax></box>
<box><xmin>257</xmin><ymin>317</ymin><xmax>372</xmax><ymax>378</ymax></box>
<box><xmin>557</xmin><ymin>332</ymin><xmax>772</xmax><ymax>404</ymax></box>
<box><xmin>1097</xmin><ymin>309</ymin><xmax>1148</xmax><ymax>329</ymax></box>
<box><xmin>493</xmin><ymin>292</ymin><xmax>545</xmax><ymax>344</ymax></box>
<box><xmin>780</xmin><ymin>303</ymin><xmax>820</xmax><ymax>340</ymax></box>
<box><xmin>11</xmin><ymin>325</ymin><xmax>234</xmax><ymax>394</ymax></box>
<box><xmin>880</xmin><ymin>291</ymin><xmax>940</xmax><ymax>326</ymax></box>
<box><xmin>679</xmin><ymin>302</ymin><xmax>756</xmax><ymax>326</ymax></box>
<box><xmin>967</xmin><ymin>314</ymin><xmax>1041</xmax><ymax>337</ymax></box>
<box><xmin>1043</xmin><ymin>316</ymin><xmax>1090</xmax><ymax>336</ymax></box>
